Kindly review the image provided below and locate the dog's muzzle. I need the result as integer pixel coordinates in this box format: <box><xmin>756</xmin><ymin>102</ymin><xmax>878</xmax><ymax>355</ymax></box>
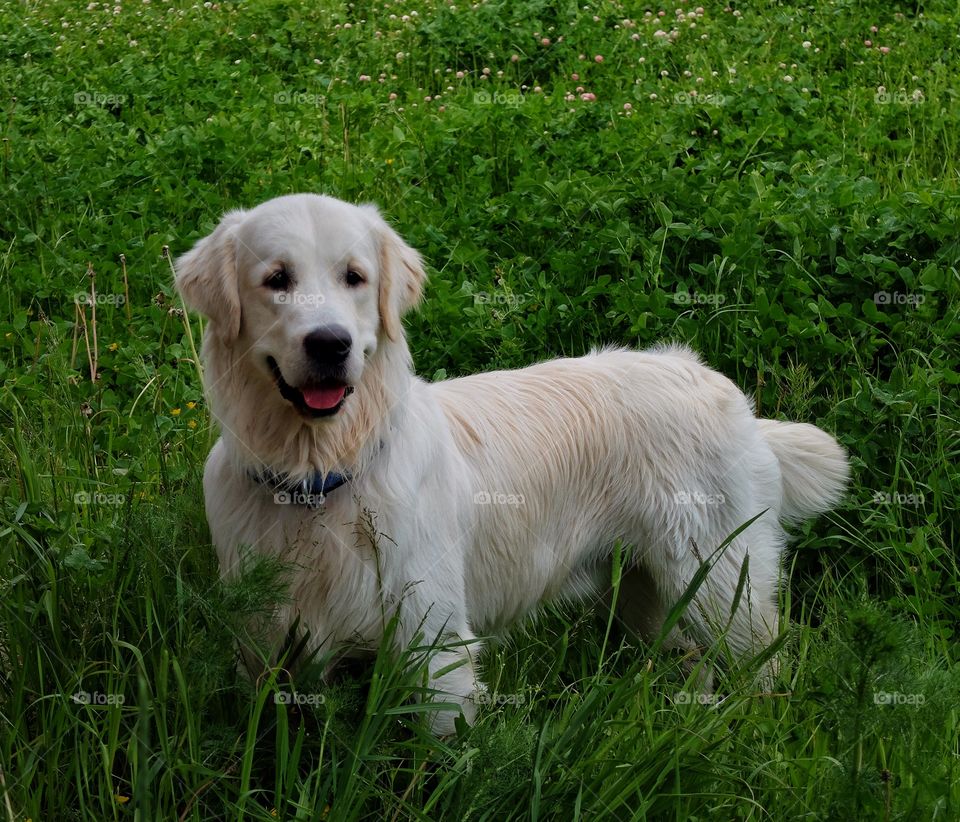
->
<box><xmin>267</xmin><ymin>355</ymin><xmax>355</xmax><ymax>418</ymax></box>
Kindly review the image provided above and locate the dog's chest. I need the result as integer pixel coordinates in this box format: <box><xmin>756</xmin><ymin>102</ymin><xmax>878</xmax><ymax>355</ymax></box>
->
<box><xmin>205</xmin><ymin>450</ymin><xmax>392</xmax><ymax>645</ymax></box>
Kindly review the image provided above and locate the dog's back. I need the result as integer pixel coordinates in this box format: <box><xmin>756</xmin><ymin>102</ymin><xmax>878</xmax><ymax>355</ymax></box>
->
<box><xmin>430</xmin><ymin>347</ymin><xmax>846</xmax><ymax>650</ymax></box>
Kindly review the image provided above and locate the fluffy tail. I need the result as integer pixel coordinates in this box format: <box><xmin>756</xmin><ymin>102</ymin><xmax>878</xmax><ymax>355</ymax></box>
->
<box><xmin>757</xmin><ymin>419</ymin><xmax>849</xmax><ymax>522</ymax></box>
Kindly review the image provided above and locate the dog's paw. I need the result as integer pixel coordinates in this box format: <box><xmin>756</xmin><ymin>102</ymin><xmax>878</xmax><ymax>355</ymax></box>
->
<box><xmin>426</xmin><ymin>703</ymin><xmax>468</xmax><ymax>737</ymax></box>
<box><xmin>424</xmin><ymin>685</ymin><xmax>485</xmax><ymax>737</ymax></box>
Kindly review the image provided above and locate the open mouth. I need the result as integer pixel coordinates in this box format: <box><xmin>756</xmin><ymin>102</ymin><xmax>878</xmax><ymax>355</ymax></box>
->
<box><xmin>267</xmin><ymin>357</ymin><xmax>354</xmax><ymax>418</ymax></box>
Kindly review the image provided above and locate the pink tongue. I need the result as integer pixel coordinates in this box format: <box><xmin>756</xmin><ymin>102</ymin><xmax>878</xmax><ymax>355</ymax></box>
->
<box><xmin>301</xmin><ymin>385</ymin><xmax>347</xmax><ymax>410</ymax></box>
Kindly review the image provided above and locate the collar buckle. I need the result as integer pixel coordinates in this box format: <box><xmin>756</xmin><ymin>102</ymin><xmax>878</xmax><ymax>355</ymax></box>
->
<box><xmin>302</xmin><ymin>477</ymin><xmax>324</xmax><ymax>509</ymax></box>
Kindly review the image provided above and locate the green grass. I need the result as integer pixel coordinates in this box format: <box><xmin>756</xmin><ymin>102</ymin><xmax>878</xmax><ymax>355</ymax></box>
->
<box><xmin>1</xmin><ymin>0</ymin><xmax>959</xmax><ymax>818</ymax></box>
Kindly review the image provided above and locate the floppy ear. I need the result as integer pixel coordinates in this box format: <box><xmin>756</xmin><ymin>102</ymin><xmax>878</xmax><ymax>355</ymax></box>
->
<box><xmin>364</xmin><ymin>205</ymin><xmax>427</xmax><ymax>342</ymax></box>
<box><xmin>174</xmin><ymin>209</ymin><xmax>246</xmax><ymax>344</ymax></box>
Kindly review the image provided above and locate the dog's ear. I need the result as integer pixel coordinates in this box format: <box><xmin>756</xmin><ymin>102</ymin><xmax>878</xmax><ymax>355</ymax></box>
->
<box><xmin>174</xmin><ymin>209</ymin><xmax>246</xmax><ymax>344</ymax></box>
<box><xmin>363</xmin><ymin>205</ymin><xmax>427</xmax><ymax>342</ymax></box>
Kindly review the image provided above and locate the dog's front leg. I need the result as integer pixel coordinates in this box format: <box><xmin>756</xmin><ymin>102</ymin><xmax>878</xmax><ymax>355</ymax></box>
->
<box><xmin>391</xmin><ymin>580</ymin><xmax>485</xmax><ymax>736</ymax></box>
<box><xmin>418</xmin><ymin>623</ymin><xmax>485</xmax><ymax>737</ymax></box>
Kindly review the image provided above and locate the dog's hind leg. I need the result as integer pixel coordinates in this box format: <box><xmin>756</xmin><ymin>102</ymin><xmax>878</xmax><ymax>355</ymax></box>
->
<box><xmin>615</xmin><ymin>563</ymin><xmax>714</xmax><ymax>691</ymax></box>
<box><xmin>639</xmin><ymin>528</ymin><xmax>784</xmax><ymax>690</ymax></box>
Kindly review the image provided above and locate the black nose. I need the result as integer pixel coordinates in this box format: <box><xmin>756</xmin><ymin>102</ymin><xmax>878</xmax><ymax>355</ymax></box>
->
<box><xmin>303</xmin><ymin>326</ymin><xmax>352</xmax><ymax>366</ymax></box>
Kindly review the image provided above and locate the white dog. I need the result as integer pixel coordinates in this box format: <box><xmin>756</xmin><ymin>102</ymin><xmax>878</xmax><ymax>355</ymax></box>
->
<box><xmin>175</xmin><ymin>193</ymin><xmax>848</xmax><ymax>734</ymax></box>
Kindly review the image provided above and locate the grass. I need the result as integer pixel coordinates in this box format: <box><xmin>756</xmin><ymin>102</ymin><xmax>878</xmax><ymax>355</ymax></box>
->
<box><xmin>1</xmin><ymin>0</ymin><xmax>959</xmax><ymax>818</ymax></box>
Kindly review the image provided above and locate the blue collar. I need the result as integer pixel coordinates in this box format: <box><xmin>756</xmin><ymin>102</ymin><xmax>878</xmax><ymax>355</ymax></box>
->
<box><xmin>250</xmin><ymin>467</ymin><xmax>350</xmax><ymax>509</ymax></box>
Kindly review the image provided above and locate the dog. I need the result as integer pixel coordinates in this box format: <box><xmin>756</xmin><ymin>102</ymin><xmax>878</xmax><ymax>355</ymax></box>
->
<box><xmin>175</xmin><ymin>193</ymin><xmax>849</xmax><ymax>734</ymax></box>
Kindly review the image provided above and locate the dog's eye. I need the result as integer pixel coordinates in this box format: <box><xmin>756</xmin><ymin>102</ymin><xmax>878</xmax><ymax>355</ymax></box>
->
<box><xmin>345</xmin><ymin>268</ymin><xmax>365</xmax><ymax>287</ymax></box>
<box><xmin>264</xmin><ymin>267</ymin><xmax>290</xmax><ymax>290</ymax></box>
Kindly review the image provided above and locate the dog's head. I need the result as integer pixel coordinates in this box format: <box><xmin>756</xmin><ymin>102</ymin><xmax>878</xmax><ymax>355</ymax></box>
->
<box><xmin>174</xmin><ymin>194</ymin><xmax>426</xmax><ymax>421</ymax></box>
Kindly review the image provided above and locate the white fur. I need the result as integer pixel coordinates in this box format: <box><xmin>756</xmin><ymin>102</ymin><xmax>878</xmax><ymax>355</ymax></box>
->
<box><xmin>176</xmin><ymin>194</ymin><xmax>849</xmax><ymax>734</ymax></box>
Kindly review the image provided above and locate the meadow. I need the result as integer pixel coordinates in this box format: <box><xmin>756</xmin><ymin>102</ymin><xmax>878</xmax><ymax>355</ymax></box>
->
<box><xmin>1</xmin><ymin>0</ymin><xmax>958</xmax><ymax>819</ymax></box>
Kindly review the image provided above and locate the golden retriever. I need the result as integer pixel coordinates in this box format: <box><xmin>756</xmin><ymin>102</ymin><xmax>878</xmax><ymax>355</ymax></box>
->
<box><xmin>175</xmin><ymin>194</ymin><xmax>848</xmax><ymax>734</ymax></box>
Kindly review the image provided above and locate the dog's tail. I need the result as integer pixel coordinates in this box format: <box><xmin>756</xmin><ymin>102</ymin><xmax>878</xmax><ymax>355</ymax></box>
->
<box><xmin>757</xmin><ymin>419</ymin><xmax>849</xmax><ymax>522</ymax></box>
